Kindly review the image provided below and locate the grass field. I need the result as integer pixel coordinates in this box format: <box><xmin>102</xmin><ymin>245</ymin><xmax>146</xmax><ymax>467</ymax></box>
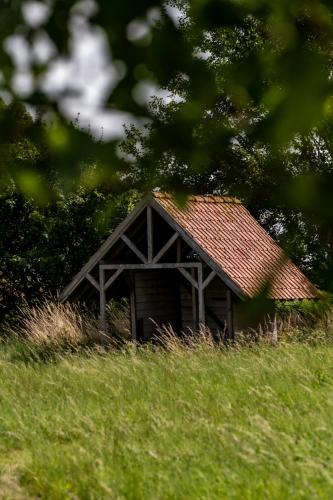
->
<box><xmin>1</xmin><ymin>342</ymin><xmax>333</xmax><ymax>499</ymax></box>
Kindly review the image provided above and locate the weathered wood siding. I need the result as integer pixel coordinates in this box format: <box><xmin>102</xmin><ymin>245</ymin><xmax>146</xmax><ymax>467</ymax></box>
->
<box><xmin>204</xmin><ymin>276</ymin><xmax>228</xmax><ymax>335</ymax></box>
<box><xmin>134</xmin><ymin>270</ymin><xmax>231</xmax><ymax>339</ymax></box>
<box><xmin>180</xmin><ymin>276</ymin><xmax>229</xmax><ymax>334</ymax></box>
<box><xmin>180</xmin><ymin>285</ymin><xmax>195</xmax><ymax>331</ymax></box>
<box><xmin>134</xmin><ymin>270</ymin><xmax>180</xmax><ymax>340</ymax></box>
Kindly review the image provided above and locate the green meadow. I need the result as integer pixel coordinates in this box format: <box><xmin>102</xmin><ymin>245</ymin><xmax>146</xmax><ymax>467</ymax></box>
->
<box><xmin>0</xmin><ymin>343</ymin><xmax>333</xmax><ymax>499</ymax></box>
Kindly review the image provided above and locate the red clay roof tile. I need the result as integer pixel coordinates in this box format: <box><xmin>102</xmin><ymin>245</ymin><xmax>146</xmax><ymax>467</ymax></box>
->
<box><xmin>153</xmin><ymin>193</ymin><xmax>318</xmax><ymax>299</ymax></box>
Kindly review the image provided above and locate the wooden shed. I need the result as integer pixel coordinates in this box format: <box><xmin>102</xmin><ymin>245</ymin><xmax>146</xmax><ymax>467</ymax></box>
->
<box><xmin>60</xmin><ymin>193</ymin><xmax>318</xmax><ymax>341</ymax></box>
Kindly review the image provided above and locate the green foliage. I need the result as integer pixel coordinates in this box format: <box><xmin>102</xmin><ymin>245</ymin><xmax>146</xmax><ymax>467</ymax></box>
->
<box><xmin>1</xmin><ymin>1</ymin><xmax>333</xmax><ymax>190</ymax></box>
<box><xmin>1</xmin><ymin>344</ymin><xmax>333</xmax><ymax>497</ymax></box>
<box><xmin>275</xmin><ymin>297</ymin><xmax>332</xmax><ymax>320</ymax></box>
<box><xmin>0</xmin><ymin>101</ymin><xmax>140</xmax><ymax>327</ymax></box>
<box><xmin>0</xmin><ymin>186</ymin><xmax>139</xmax><ymax>327</ymax></box>
<box><xmin>121</xmin><ymin>16</ymin><xmax>333</xmax><ymax>291</ymax></box>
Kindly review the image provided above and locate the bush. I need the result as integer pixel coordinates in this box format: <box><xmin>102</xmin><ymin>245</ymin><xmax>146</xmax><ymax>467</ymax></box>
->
<box><xmin>275</xmin><ymin>294</ymin><xmax>333</xmax><ymax>323</ymax></box>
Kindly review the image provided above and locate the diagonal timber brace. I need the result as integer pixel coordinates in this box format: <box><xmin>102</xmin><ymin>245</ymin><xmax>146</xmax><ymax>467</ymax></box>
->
<box><xmin>121</xmin><ymin>234</ymin><xmax>148</xmax><ymax>263</ymax></box>
<box><xmin>152</xmin><ymin>232</ymin><xmax>179</xmax><ymax>263</ymax></box>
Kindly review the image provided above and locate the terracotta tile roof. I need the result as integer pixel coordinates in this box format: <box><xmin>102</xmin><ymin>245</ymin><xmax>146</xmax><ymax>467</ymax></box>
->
<box><xmin>153</xmin><ymin>193</ymin><xmax>318</xmax><ymax>299</ymax></box>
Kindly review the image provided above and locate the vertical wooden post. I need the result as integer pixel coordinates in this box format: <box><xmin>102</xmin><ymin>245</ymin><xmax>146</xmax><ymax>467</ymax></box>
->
<box><xmin>198</xmin><ymin>264</ymin><xmax>205</xmax><ymax>326</ymax></box>
<box><xmin>226</xmin><ymin>289</ymin><xmax>234</xmax><ymax>340</ymax></box>
<box><xmin>147</xmin><ymin>206</ymin><xmax>153</xmax><ymax>262</ymax></box>
<box><xmin>130</xmin><ymin>272</ymin><xmax>137</xmax><ymax>342</ymax></box>
<box><xmin>99</xmin><ymin>265</ymin><xmax>107</xmax><ymax>344</ymax></box>
<box><xmin>191</xmin><ymin>268</ymin><xmax>197</xmax><ymax>331</ymax></box>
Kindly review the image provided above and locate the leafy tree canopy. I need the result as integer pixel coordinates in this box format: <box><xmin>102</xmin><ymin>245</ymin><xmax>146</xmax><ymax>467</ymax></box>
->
<box><xmin>0</xmin><ymin>102</ymin><xmax>139</xmax><ymax>326</ymax></box>
<box><xmin>0</xmin><ymin>1</ymin><xmax>332</xmax><ymax>192</ymax></box>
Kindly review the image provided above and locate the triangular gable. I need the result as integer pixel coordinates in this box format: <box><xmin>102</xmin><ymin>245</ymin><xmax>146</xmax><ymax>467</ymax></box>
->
<box><xmin>60</xmin><ymin>197</ymin><xmax>149</xmax><ymax>301</ymax></box>
<box><xmin>60</xmin><ymin>195</ymin><xmax>245</xmax><ymax>302</ymax></box>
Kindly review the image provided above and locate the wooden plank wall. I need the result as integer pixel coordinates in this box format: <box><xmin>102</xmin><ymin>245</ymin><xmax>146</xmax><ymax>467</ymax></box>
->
<box><xmin>205</xmin><ymin>276</ymin><xmax>228</xmax><ymax>335</ymax></box>
<box><xmin>180</xmin><ymin>285</ymin><xmax>195</xmax><ymax>331</ymax></box>
<box><xmin>135</xmin><ymin>270</ymin><xmax>229</xmax><ymax>339</ymax></box>
<box><xmin>180</xmin><ymin>276</ymin><xmax>228</xmax><ymax>334</ymax></box>
<box><xmin>134</xmin><ymin>270</ymin><xmax>180</xmax><ymax>340</ymax></box>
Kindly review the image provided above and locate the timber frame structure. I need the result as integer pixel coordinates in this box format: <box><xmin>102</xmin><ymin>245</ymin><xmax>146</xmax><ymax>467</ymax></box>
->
<box><xmin>60</xmin><ymin>196</ymin><xmax>239</xmax><ymax>341</ymax></box>
<box><xmin>60</xmin><ymin>193</ymin><xmax>318</xmax><ymax>341</ymax></box>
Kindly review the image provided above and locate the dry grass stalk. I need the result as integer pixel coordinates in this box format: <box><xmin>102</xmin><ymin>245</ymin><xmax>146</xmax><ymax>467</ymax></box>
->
<box><xmin>13</xmin><ymin>302</ymin><xmax>99</xmax><ymax>346</ymax></box>
<box><xmin>9</xmin><ymin>300</ymin><xmax>333</xmax><ymax>352</ymax></box>
<box><xmin>151</xmin><ymin>321</ymin><xmax>217</xmax><ymax>351</ymax></box>
<box><xmin>106</xmin><ymin>299</ymin><xmax>131</xmax><ymax>340</ymax></box>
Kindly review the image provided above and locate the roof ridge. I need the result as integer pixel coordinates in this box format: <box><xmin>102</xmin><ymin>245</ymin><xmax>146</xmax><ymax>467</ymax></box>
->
<box><xmin>153</xmin><ymin>192</ymin><xmax>241</xmax><ymax>204</ymax></box>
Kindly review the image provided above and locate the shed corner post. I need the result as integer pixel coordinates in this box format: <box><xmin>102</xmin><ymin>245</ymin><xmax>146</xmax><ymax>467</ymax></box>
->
<box><xmin>226</xmin><ymin>289</ymin><xmax>234</xmax><ymax>341</ymax></box>
<box><xmin>129</xmin><ymin>271</ymin><xmax>137</xmax><ymax>342</ymax></box>
<box><xmin>190</xmin><ymin>268</ymin><xmax>197</xmax><ymax>331</ymax></box>
<box><xmin>99</xmin><ymin>265</ymin><xmax>107</xmax><ymax>345</ymax></box>
<box><xmin>198</xmin><ymin>264</ymin><xmax>205</xmax><ymax>328</ymax></box>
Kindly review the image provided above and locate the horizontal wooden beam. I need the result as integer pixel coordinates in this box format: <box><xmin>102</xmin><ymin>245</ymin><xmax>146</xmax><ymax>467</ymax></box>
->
<box><xmin>104</xmin><ymin>268</ymin><xmax>123</xmax><ymax>291</ymax></box>
<box><xmin>100</xmin><ymin>262</ymin><xmax>201</xmax><ymax>270</ymax></box>
<box><xmin>152</xmin><ymin>232</ymin><xmax>178</xmax><ymax>263</ymax></box>
<box><xmin>86</xmin><ymin>273</ymin><xmax>100</xmax><ymax>291</ymax></box>
<box><xmin>178</xmin><ymin>268</ymin><xmax>198</xmax><ymax>290</ymax></box>
<box><xmin>202</xmin><ymin>270</ymin><xmax>216</xmax><ymax>290</ymax></box>
<box><xmin>121</xmin><ymin>234</ymin><xmax>148</xmax><ymax>263</ymax></box>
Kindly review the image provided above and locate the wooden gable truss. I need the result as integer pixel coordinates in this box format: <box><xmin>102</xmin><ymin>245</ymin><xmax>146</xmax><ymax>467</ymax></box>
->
<box><xmin>60</xmin><ymin>196</ymin><xmax>244</xmax><ymax>341</ymax></box>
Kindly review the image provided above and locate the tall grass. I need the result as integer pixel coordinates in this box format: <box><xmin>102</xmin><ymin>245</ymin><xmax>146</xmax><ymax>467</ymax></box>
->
<box><xmin>9</xmin><ymin>300</ymin><xmax>333</xmax><ymax>354</ymax></box>
<box><xmin>12</xmin><ymin>302</ymin><xmax>102</xmax><ymax>346</ymax></box>
<box><xmin>1</xmin><ymin>341</ymin><xmax>333</xmax><ymax>498</ymax></box>
<box><xmin>2</xmin><ymin>302</ymin><xmax>333</xmax><ymax>496</ymax></box>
